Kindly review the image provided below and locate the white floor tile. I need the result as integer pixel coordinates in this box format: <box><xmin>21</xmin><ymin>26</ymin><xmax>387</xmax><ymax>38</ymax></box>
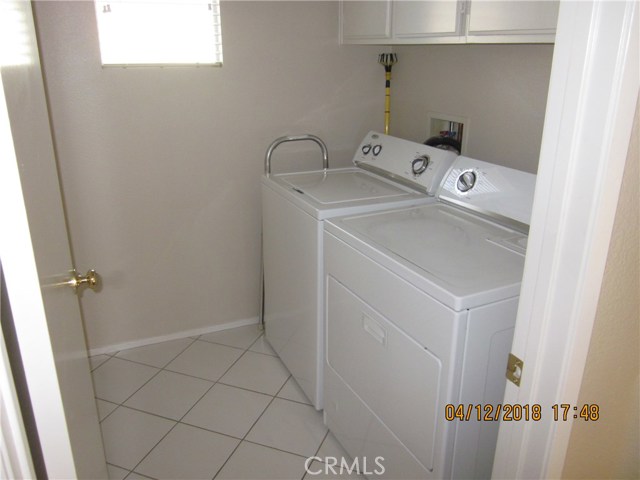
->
<box><xmin>165</xmin><ymin>340</ymin><xmax>243</xmax><ymax>381</ymax></box>
<box><xmin>219</xmin><ymin>350</ymin><xmax>289</xmax><ymax>395</ymax></box>
<box><xmin>90</xmin><ymin>354</ymin><xmax>111</xmax><ymax>371</ymax></box>
<box><xmin>93</xmin><ymin>357</ymin><xmax>159</xmax><ymax>404</ymax></box>
<box><xmin>215</xmin><ymin>441</ymin><xmax>306</xmax><ymax>480</ymax></box>
<box><xmin>316</xmin><ymin>432</ymin><xmax>353</xmax><ymax>464</ymax></box>
<box><xmin>106</xmin><ymin>463</ymin><xmax>129</xmax><ymax>480</ymax></box>
<box><xmin>278</xmin><ymin>376</ymin><xmax>312</xmax><ymax>405</ymax></box>
<box><xmin>96</xmin><ymin>399</ymin><xmax>119</xmax><ymax>421</ymax></box>
<box><xmin>100</xmin><ymin>406</ymin><xmax>174</xmax><ymax>470</ymax></box>
<box><xmin>116</xmin><ymin>337</ymin><xmax>194</xmax><ymax>368</ymax></box>
<box><xmin>124</xmin><ymin>473</ymin><xmax>154</xmax><ymax>480</ymax></box>
<box><xmin>249</xmin><ymin>335</ymin><xmax>278</xmax><ymax>356</ymax></box>
<box><xmin>124</xmin><ymin>370</ymin><xmax>213</xmax><ymax>420</ymax></box>
<box><xmin>199</xmin><ymin>325</ymin><xmax>262</xmax><ymax>350</ymax></box>
<box><xmin>246</xmin><ymin>398</ymin><xmax>327</xmax><ymax>458</ymax></box>
<box><xmin>182</xmin><ymin>383</ymin><xmax>272</xmax><ymax>438</ymax></box>
<box><xmin>136</xmin><ymin>423</ymin><xmax>239</xmax><ymax>479</ymax></box>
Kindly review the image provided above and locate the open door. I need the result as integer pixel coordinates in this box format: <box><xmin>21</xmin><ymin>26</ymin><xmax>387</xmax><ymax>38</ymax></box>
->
<box><xmin>0</xmin><ymin>1</ymin><xmax>107</xmax><ymax>478</ymax></box>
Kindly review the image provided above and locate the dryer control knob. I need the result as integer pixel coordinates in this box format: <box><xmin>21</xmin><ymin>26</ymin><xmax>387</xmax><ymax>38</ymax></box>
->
<box><xmin>411</xmin><ymin>155</ymin><xmax>430</xmax><ymax>177</ymax></box>
<box><xmin>457</xmin><ymin>170</ymin><xmax>477</xmax><ymax>192</ymax></box>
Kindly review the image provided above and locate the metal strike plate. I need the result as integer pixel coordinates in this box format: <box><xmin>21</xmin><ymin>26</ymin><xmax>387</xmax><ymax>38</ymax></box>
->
<box><xmin>506</xmin><ymin>353</ymin><xmax>524</xmax><ymax>386</ymax></box>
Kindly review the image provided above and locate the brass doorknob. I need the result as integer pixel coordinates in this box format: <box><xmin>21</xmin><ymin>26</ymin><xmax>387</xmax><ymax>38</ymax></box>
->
<box><xmin>68</xmin><ymin>269</ymin><xmax>100</xmax><ymax>292</ymax></box>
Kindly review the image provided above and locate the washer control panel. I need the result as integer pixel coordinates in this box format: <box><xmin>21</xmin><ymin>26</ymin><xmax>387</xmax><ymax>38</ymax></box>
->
<box><xmin>411</xmin><ymin>155</ymin><xmax>430</xmax><ymax>177</ymax></box>
<box><xmin>353</xmin><ymin>131</ymin><xmax>457</xmax><ymax>196</ymax></box>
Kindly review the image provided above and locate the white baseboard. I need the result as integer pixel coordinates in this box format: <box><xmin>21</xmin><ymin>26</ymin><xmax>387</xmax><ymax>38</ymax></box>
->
<box><xmin>87</xmin><ymin>316</ymin><xmax>260</xmax><ymax>357</ymax></box>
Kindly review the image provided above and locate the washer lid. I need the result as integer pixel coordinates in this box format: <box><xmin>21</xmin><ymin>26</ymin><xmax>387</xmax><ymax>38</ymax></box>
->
<box><xmin>278</xmin><ymin>169</ymin><xmax>409</xmax><ymax>204</ymax></box>
<box><xmin>329</xmin><ymin>203</ymin><xmax>527</xmax><ymax>310</ymax></box>
<box><xmin>263</xmin><ymin>167</ymin><xmax>434</xmax><ymax>221</ymax></box>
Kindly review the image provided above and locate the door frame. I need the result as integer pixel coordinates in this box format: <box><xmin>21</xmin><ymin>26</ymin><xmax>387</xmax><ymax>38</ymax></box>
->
<box><xmin>493</xmin><ymin>0</ymin><xmax>639</xmax><ymax>477</ymax></box>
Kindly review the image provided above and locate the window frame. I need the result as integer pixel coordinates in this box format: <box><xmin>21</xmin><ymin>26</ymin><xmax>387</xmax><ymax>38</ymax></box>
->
<box><xmin>94</xmin><ymin>0</ymin><xmax>223</xmax><ymax>68</ymax></box>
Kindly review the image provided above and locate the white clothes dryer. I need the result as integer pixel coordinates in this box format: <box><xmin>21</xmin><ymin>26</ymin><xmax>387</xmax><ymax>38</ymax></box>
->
<box><xmin>261</xmin><ymin>132</ymin><xmax>457</xmax><ymax>410</ymax></box>
<box><xmin>323</xmin><ymin>156</ymin><xmax>536</xmax><ymax>479</ymax></box>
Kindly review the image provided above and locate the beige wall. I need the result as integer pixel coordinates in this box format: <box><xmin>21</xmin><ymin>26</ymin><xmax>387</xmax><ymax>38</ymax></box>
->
<box><xmin>562</xmin><ymin>99</ymin><xmax>640</xmax><ymax>478</ymax></box>
<box><xmin>33</xmin><ymin>1</ymin><xmax>552</xmax><ymax>350</ymax></box>
<box><xmin>392</xmin><ymin>44</ymin><xmax>554</xmax><ymax>173</ymax></box>
<box><xmin>34</xmin><ymin>1</ymin><xmax>383</xmax><ymax>350</ymax></box>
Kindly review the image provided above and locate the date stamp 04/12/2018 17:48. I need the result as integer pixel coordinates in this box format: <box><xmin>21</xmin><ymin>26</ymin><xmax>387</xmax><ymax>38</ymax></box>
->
<box><xmin>445</xmin><ymin>403</ymin><xmax>601</xmax><ymax>422</ymax></box>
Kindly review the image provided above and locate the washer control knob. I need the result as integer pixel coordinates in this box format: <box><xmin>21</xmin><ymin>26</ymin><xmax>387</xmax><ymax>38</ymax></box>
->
<box><xmin>372</xmin><ymin>144</ymin><xmax>382</xmax><ymax>156</ymax></box>
<box><xmin>411</xmin><ymin>155</ymin><xmax>430</xmax><ymax>176</ymax></box>
<box><xmin>457</xmin><ymin>170</ymin><xmax>477</xmax><ymax>192</ymax></box>
<box><xmin>361</xmin><ymin>144</ymin><xmax>372</xmax><ymax>155</ymax></box>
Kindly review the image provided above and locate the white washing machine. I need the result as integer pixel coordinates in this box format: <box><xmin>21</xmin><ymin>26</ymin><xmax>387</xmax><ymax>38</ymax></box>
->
<box><xmin>323</xmin><ymin>156</ymin><xmax>536</xmax><ymax>479</ymax></box>
<box><xmin>261</xmin><ymin>132</ymin><xmax>457</xmax><ymax>410</ymax></box>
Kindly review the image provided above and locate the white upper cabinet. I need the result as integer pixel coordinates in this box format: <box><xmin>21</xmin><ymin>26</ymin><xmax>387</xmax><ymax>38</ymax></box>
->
<box><xmin>466</xmin><ymin>0</ymin><xmax>559</xmax><ymax>43</ymax></box>
<box><xmin>340</xmin><ymin>0</ymin><xmax>392</xmax><ymax>42</ymax></box>
<box><xmin>340</xmin><ymin>0</ymin><xmax>558</xmax><ymax>44</ymax></box>
<box><xmin>393</xmin><ymin>0</ymin><xmax>464</xmax><ymax>42</ymax></box>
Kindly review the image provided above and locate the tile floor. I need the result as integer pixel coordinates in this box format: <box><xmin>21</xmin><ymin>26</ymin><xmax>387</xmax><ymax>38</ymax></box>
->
<box><xmin>90</xmin><ymin>325</ymin><xmax>361</xmax><ymax>479</ymax></box>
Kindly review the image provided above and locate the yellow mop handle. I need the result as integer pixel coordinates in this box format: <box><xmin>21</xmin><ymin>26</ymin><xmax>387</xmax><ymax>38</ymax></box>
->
<box><xmin>379</xmin><ymin>53</ymin><xmax>397</xmax><ymax>135</ymax></box>
<box><xmin>384</xmin><ymin>71</ymin><xmax>392</xmax><ymax>135</ymax></box>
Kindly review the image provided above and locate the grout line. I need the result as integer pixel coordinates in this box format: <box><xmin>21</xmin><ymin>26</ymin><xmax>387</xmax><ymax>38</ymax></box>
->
<box><xmin>103</xmin><ymin>404</ymin><xmax>190</xmax><ymax>425</ymax></box>
<box><xmin>216</xmin><ymin>380</ymin><xmax>309</xmax><ymax>403</ymax></box>
<box><xmin>158</xmin><ymin>335</ymin><xmax>199</xmax><ymax>368</ymax></box>
<box><xmin>314</xmin><ymin>429</ymin><xmax>330</xmax><ymax>458</ymax></box>
<box><xmin>197</xmin><ymin>335</ymin><xmax>262</xmax><ymax>351</ymax></box>
<box><xmin>125</xmin><ymin>469</ymin><xmax>157</xmax><ymax>480</ymax></box>
<box><xmin>95</xmin><ymin>398</ymin><xmax>119</xmax><ymax>423</ymax></box>
<box><xmin>126</xmin><ymin>417</ymin><xmax>180</xmax><ymax>476</ymax></box>
<box><xmin>90</xmin><ymin>354</ymin><xmax>114</xmax><ymax>373</ymax></box>
<box><xmin>108</xmin><ymin>365</ymin><xmax>163</xmax><ymax>408</ymax></box>
<box><xmin>240</xmin><ymin>438</ymin><xmax>313</xmax><ymax>460</ymax></box>
<box><xmin>105</xmin><ymin>461</ymin><xmax>131</xmax><ymax>476</ymax></box>
<box><xmin>113</xmin><ymin>336</ymin><xmax>199</xmax><ymax>370</ymax></box>
<box><xmin>210</xmin><ymin>391</ymin><xmax>279</xmax><ymax>479</ymax></box>
<box><xmin>192</xmin><ymin>337</ymin><xmax>248</xmax><ymax>353</ymax></box>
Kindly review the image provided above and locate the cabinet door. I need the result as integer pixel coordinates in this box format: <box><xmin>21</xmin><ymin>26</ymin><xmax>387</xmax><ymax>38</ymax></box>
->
<box><xmin>340</xmin><ymin>0</ymin><xmax>392</xmax><ymax>43</ymax></box>
<box><xmin>467</xmin><ymin>0</ymin><xmax>559</xmax><ymax>43</ymax></box>
<box><xmin>393</xmin><ymin>0</ymin><xmax>463</xmax><ymax>41</ymax></box>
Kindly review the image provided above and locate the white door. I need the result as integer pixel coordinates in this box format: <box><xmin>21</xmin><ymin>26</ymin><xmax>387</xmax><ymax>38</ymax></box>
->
<box><xmin>0</xmin><ymin>1</ymin><xmax>107</xmax><ymax>478</ymax></box>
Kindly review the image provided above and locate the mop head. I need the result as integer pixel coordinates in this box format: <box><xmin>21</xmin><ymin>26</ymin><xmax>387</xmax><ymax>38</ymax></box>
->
<box><xmin>378</xmin><ymin>53</ymin><xmax>398</xmax><ymax>72</ymax></box>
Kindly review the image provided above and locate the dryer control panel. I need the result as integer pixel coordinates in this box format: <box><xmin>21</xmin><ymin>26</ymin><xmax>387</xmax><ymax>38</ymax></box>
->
<box><xmin>353</xmin><ymin>131</ymin><xmax>457</xmax><ymax>196</ymax></box>
<box><xmin>437</xmin><ymin>156</ymin><xmax>537</xmax><ymax>232</ymax></box>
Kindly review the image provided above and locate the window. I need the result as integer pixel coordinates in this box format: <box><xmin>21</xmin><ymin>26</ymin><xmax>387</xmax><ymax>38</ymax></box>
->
<box><xmin>94</xmin><ymin>0</ymin><xmax>223</xmax><ymax>66</ymax></box>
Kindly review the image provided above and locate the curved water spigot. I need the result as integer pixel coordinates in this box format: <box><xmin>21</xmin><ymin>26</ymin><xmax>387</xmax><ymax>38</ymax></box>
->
<box><xmin>264</xmin><ymin>134</ymin><xmax>329</xmax><ymax>177</ymax></box>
